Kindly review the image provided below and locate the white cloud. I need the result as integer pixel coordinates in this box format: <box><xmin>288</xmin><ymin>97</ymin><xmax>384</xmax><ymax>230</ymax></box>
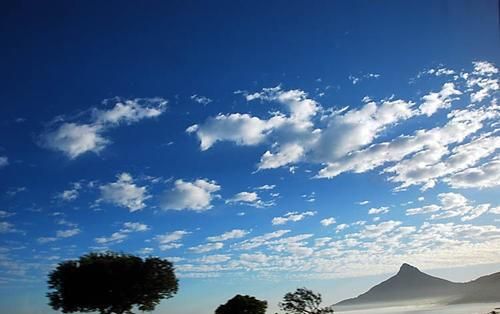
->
<box><xmin>94</xmin><ymin>98</ymin><xmax>166</xmax><ymax>125</ymax></box>
<box><xmin>0</xmin><ymin>222</ymin><xmax>17</xmax><ymax>233</ymax></box>
<box><xmin>318</xmin><ymin>106</ymin><xmax>498</xmax><ymax>191</ymax></box>
<box><xmin>419</xmin><ymin>82</ymin><xmax>461</xmax><ymax>116</ymax></box>
<box><xmin>6</xmin><ymin>187</ymin><xmax>27</xmax><ymax>197</ymax></box>
<box><xmin>226</xmin><ymin>191</ymin><xmax>258</xmax><ymax>203</ymax></box>
<box><xmin>258</xmin><ymin>143</ymin><xmax>305</xmax><ymax>169</ymax></box>
<box><xmin>186</xmin><ymin>62</ymin><xmax>498</xmax><ymax>194</ymax></box>
<box><xmin>467</xmin><ymin>61</ymin><xmax>499</xmax><ymax>103</ymax></box>
<box><xmin>37</xmin><ymin>237</ymin><xmax>58</xmax><ymax>244</ymax></box>
<box><xmin>314</xmin><ymin>237</ymin><xmax>332</xmax><ymax>247</ymax></box>
<box><xmin>56</xmin><ymin>228</ymin><xmax>80</xmax><ymax>238</ymax></box>
<box><xmin>426</xmin><ymin>67</ymin><xmax>455</xmax><ymax>76</ymax></box>
<box><xmin>186</xmin><ymin>113</ymin><xmax>276</xmax><ymax>151</ymax></box>
<box><xmin>225</xmin><ymin>191</ymin><xmax>272</xmax><ymax>208</ymax></box>
<box><xmin>41</xmin><ymin>98</ymin><xmax>166</xmax><ymax>158</ymax></box>
<box><xmin>406</xmin><ymin>204</ymin><xmax>441</xmax><ymax>215</ymax></box>
<box><xmin>358</xmin><ymin>220</ymin><xmax>402</xmax><ymax>238</ymax></box>
<box><xmin>235</xmin><ymin>230</ymin><xmax>291</xmax><ymax>250</ymax></box>
<box><xmin>190</xmin><ymin>94</ymin><xmax>212</xmax><ymax>105</ymax></box>
<box><xmin>357</xmin><ymin>200</ymin><xmax>370</xmax><ymax>205</ymax></box>
<box><xmin>368</xmin><ymin>206</ymin><xmax>389</xmax><ymax>215</ymax></box>
<box><xmin>272</xmin><ymin>211</ymin><xmax>316</xmax><ymax>225</ymax></box>
<box><xmin>240</xmin><ymin>252</ymin><xmax>269</xmax><ymax>264</ymax></box>
<box><xmin>99</xmin><ymin>173</ymin><xmax>150</xmax><ymax>212</ymax></box>
<box><xmin>41</xmin><ymin>123</ymin><xmax>108</xmax><ymax>159</ymax></box>
<box><xmin>155</xmin><ymin>230</ymin><xmax>190</xmax><ymax>251</ymax></box>
<box><xmin>446</xmin><ymin>158</ymin><xmax>500</xmax><ymax>189</ymax></box>
<box><xmin>137</xmin><ymin>247</ymin><xmax>154</xmax><ymax>255</ymax></box>
<box><xmin>56</xmin><ymin>182</ymin><xmax>82</xmax><ymax>202</ymax></box>
<box><xmin>320</xmin><ymin>217</ymin><xmax>336</xmax><ymax>226</ymax></box>
<box><xmin>188</xmin><ymin>86</ymin><xmax>319</xmax><ymax>170</ymax></box>
<box><xmin>0</xmin><ymin>156</ymin><xmax>8</xmax><ymax>168</ymax></box>
<box><xmin>170</xmin><ymin>218</ymin><xmax>500</xmax><ymax>280</ymax></box>
<box><xmin>313</xmin><ymin>99</ymin><xmax>415</xmax><ymax>162</ymax></box>
<box><xmin>348</xmin><ymin>73</ymin><xmax>380</xmax><ymax>85</ymax></box>
<box><xmin>95</xmin><ymin>232</ymin><xmax>128</xmax><ymax>245</ymax></box>
<box><xmin>473</xmin><ymin>61</ymin><xmax>498</xmax><ymax>76</ymax></box>
<box><xmin>406</xmin><ymin>192</ymin><xmax>494</xmax><ymax>221</ymax></box>
<box><xmin>122</xmin><ymin>222</ymin><xmax>150</xmax><ymax>232</ymax></box>
<box><xmin>245</xmin><ymin>86</ymin><xmax>320</xmax><ymax>121</ymax></box>
<box><xmin>95</xmin><ymin>222</ymin><xmax>149</xmax><ymax>245</ymax></box>
<box><xmin>336</xmin><ymin>224</ymin><xmax>349</xmax><ymax>233</ymax></box>
<box><xmin>189</xmin><ymin>242</ymin><xmax>224</xmax><ymax>253</ymax></box>
<box><xmin>256</xmin><ymin>184</ymin><xmax>276</xmax><ymax>190</ymax></box>
<box><xmin>161</xmin><ymin>179</ymin><xmax>220</xmax><ymax>211</ymax></box>
<box><xmin>207</xmin><ymin>229</ymin><xmax>249</xmax><ymax>242</ymax></box>
<box><xmin>0</xmin><ymin>211</ymin><xmax>15</xmax><ymax>218</ymax></box>
<box><xmin>197</xmin><ymin>254</ymin><xmax>231</xmax><ymax>263</ymax></box>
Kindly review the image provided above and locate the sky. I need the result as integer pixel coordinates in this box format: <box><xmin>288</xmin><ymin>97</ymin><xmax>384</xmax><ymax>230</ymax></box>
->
<box><xmin>0</xmin><ymin>1</ymin><xmax>499</xmax><ymax>313</ymax></box>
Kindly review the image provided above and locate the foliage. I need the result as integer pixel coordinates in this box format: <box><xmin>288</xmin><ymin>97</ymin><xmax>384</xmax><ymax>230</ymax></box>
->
<box><xmin>215</xmin><ymin>294</ymin><xmax>268</xmax><ymax>314</ymax></box>
<box><xmin>279</xmin><ymin>287</ymin><xmax>334</xmax><ymax>314</ymax></box>
<box><xmin>47</xmin><ymin>252</ymin><xmax>178</xmax><ymax>314</ymax></box>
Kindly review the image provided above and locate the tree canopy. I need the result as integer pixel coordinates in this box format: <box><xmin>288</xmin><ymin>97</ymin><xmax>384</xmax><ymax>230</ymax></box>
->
<box><xmin>215</xmin><ymin>294</ymin><xmax>267</xmax><ymax>314</ymax></box>
<box><xmin>279</xmin><ymin>288</ymin><xmax>334</xmax><ymax>314</ymax></box>
<box><xmin>47</xmin><ymin>252</ymin><xmax>178</xmax><ymax>314</ymax></box>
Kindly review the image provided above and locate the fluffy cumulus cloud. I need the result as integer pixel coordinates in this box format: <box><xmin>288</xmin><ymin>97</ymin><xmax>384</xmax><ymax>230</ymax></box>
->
<box><xmin>225</xmin><ymin>191</ymin><xmax>273</xmax><ymax>208</ymax></box>
<box><xmin>99</xmin><ymin>173</ymin><xmax>150</xmax><ymax>212</ymax></box>
<box><xmin>155</xmin><ymin>230</ymin><xmax>190</xmax><ymax>251</ymax></box>
<box><xmin>468</xmin><ymin>61</ymin><xmax>499</xmax><ymax>103</ymax></box>
<box><xmin>272</xmin><ymin>211</ymin><xmax>316</xmax><ymax>225</ymax></box>
<box><xmin>368</xmin><ymin>206</ymin><xmax>389</xmax><ymax>215</ymax></box>
<box><xmin>258</xmin><ymin>143</ymin><xmax>306</xmax><ymax>169</ymax></box>
<box><xmin>189</xmin><ymin>242</ymin><xmax>224</xmax><ymax>253</ymax></box>
<box><xmin>445</xmin><ymin>158</ymin><xmax>500</xmax><ymax>189</ymax></box>
<box><xmin>161</xmin><ymin>179</ymin><xmax>220</xmax><ymax>211</ymax></box>
<box><xmin>406</xmin><ymin>192</ymin><xmax>494</xmax><ymax>221</ymax></box>
<box><xmin>320</xmin><ymin>217</ymin><xmax>336</xmax><ymax>226</ymax></box>
<box><xmin>313</xmin><ymin>98</ymin><xmax>415</xmax><ymax>162</ymax></box>
<box><xmin>38</xmin><ymin>226</ymin><xmax>81</xmax><ymax>244</ymax></box>
<box><xmin>56</xmin><ymin>228</ymin><xmax>81</xmax><ymax>238</ymax></box>
<box><xmin>95</xmin><ymin>222</ymin><xmax>149</xmax><ymax>245</ymax></box>
<box><xmin>187</xmin><ymin>62</ymin><xmax>499</xmax><ymax>192</ymax></box>
<box><xmin>419</xmin><ymin>82</ymin><xmax>461</xmax><ymax>116</ymax></box>
<box><xmin>207</xmin><ymin>229</ymin><xmax>249</xmax><ymax>242</ymax></box>
<box><xmin>56</xmin><ymin>182</ymin><xmax>82</xmax><ymax>202</ymax></box>
<box><xmin>41</xmin><ymin>123</ymin><xmax>108</xmax><ymax>159</ymax></box>
<box><xmin>318</xmin><ymin>105</ymin><xmax>499</xmax><ymax>191</ymax></box>
<box><xmin>186</xmin><ymin>113</ymin><xmax>276</xmax><ymax>151</ymax></box>
<box><xmin>40</xmin><ymin>98</ymin><xmax>166</xmax><ymax>158</ymax></box>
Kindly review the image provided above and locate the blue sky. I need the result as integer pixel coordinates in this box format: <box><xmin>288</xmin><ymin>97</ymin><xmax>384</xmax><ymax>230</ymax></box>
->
<box><xmin>1</xmin><ymin>1</ymin><xmax>499</xmax><ymax>313</ymax></box>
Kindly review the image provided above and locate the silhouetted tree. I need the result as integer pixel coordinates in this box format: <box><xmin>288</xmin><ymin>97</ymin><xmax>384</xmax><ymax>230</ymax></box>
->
<box><xmin>279</xmin><ymin>288</ymin><xmax>334</xmax><ymax>314</ymax></box>
<box><xmin>47</xmin><ymin>252</ymin><xmax>178</xmax><ymax>314</ymax></box>
<box><xmin>215</xmin><ymin>294</ymin><xmax>267</xmax><ymax>314</ymax></box>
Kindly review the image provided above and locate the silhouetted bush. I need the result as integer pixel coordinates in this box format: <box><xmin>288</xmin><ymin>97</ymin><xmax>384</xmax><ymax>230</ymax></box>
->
<box><xmin>215</xmin><ymin>294</ymin><xmax>267</xmax><ymax>314</ymax></box>
<box><xmin>47</xmin><ymin>252</ymin><xmax>178</xmax><ymax>314</ymax></box>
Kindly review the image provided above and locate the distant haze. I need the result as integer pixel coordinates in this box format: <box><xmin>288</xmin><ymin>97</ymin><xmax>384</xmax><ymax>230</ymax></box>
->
<box><xmin>336</xmin><ymin>264</ymin><xmax>500</xmax><ymax>310</ymax></box>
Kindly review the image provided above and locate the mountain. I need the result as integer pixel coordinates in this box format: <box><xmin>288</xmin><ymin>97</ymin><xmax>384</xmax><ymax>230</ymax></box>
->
<box><xmin>336</xmin><ymin>263</ymin><xmax>500</xmax><ymax>308</ymax></box>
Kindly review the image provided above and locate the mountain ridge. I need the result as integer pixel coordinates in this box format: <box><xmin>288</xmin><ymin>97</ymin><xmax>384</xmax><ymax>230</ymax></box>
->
<box><xmin>336</xmin><ymin>263</ymin><xmax>500</xmax><ymax>308</ymax></box>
